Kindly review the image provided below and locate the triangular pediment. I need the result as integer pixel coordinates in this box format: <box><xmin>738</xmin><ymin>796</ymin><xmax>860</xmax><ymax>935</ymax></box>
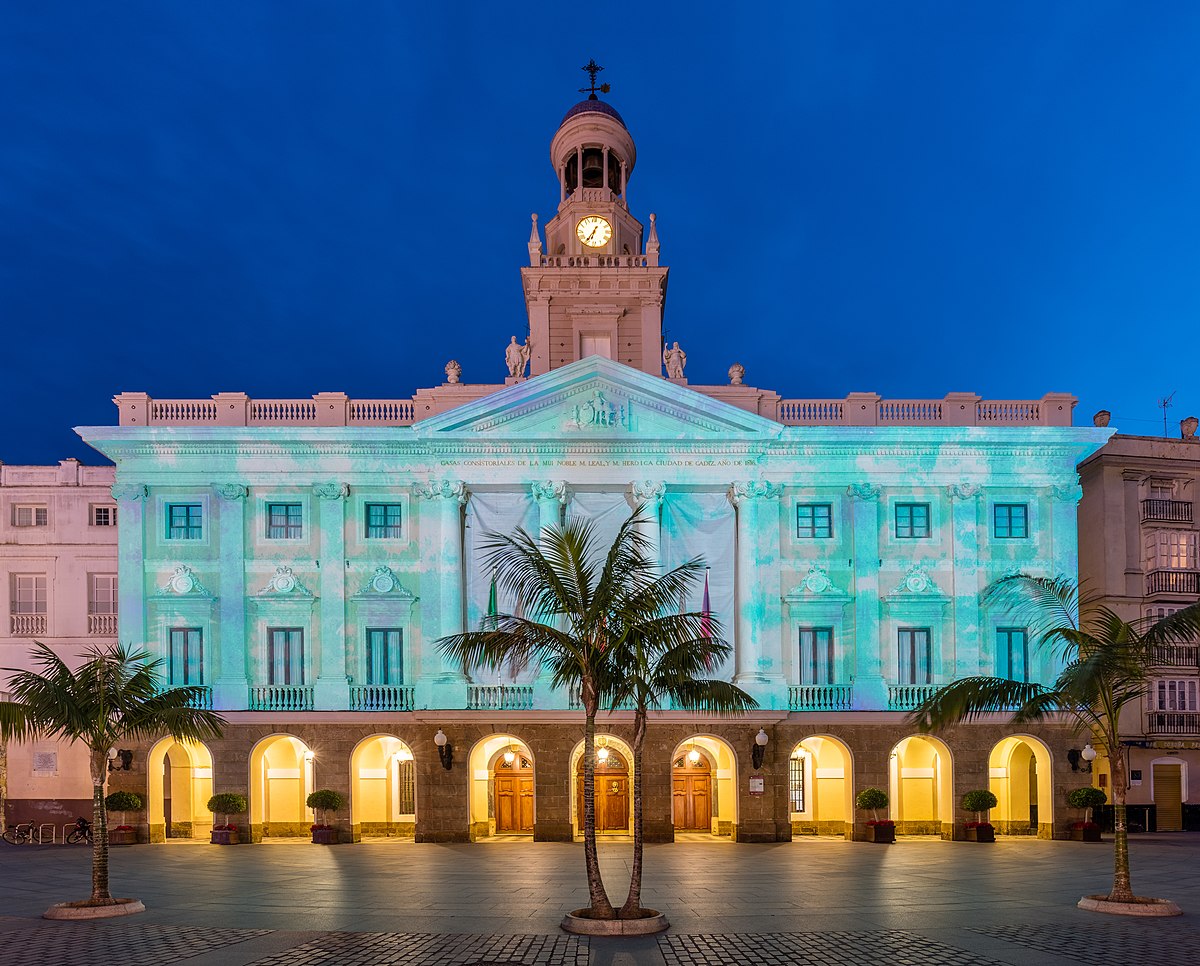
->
<box><xmin>413</xmin><ymin>356</ymin><xmax>783</xmax><ymax>440</ymax></box>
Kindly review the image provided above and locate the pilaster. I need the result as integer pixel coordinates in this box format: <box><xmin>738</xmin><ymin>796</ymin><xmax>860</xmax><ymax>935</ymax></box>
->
<box><xmin>1048</xmin><ymin>481</ymin><xmax>1084</xmax><ymax>680</ymax></box>
<box><xmin>213</xmin><ymin>484</ymin><xmax>248</xmax><ymax>710</ymax></box>
<box><xmin>1120</xmin><ymin>470</ymin><xmax>1143</xmax><ymax>598</ymax></box>
<box><xmin>848</xmin><ymin>483</ymin><xmax>886</xmax><ymax>709</ymax></box>
<box><xmin>629</xmin><ymin>480</ymin><xmax>665</xmax><ymax>570</ymax></box>
<box><xmin>313</xmin><ymin>483</ymin><xmax>350</xmax><ymax>710</ymax></box>
<box><xmin>531</xmin><ymin>481</ymin><xmax>570</xmax><ymax>707</ymax></box>
<box><xmin>730</xmin><ymin>481</ymin><xmax>785</xmax><ymax>704</ymax></box>
<box><xmin>414</xmin><ymin>480</ymin><xmax>469</xmax><ymax>709</ymax></box>
<box><xmin>946</xmin><ymin>484</ymin><xmax>982</xmax><ymax>677</ymax></box>
<box><xmin>111</xmin><ymin>483</ymin><xmax>147</xmax><ymax>652</ymax></box>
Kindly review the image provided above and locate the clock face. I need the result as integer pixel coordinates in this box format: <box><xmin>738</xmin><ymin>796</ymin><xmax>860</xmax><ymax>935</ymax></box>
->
<box><xmin>576</xmin><ymin>216</ymin><xmax>612</xmax><ymax>248</ymax></box>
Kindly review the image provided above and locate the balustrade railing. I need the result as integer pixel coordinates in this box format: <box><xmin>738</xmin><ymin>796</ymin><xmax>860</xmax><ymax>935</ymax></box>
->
<box><xmin>350</xmin><ymin>685</ymin><xmax>415</xmax><ymax>712</ymax></box>
<box><xmin>468</xmin><ymin>685</ymin><xmax>534</xmax><ymax>711</ymax></box>
<box><xmin>249</xmin><ymin>400</ymin><xmax>318</xmax><ymax>424</ymax></box>
<box><xmin>887</xmin><ymin>684</ymin><xmax>939</xmax><ymax>711</ymax></box>
<box><xmin>789</xmin><ymin>685</ymin><xmax>853</xmax><ymax>711</ymax></box>
<box><xmin>1149</xmin><ymin>644</ymin><xmax>1200</xmax><ymax>668</ymax></box>
<box><xmin>87</xmin><ymin>613</ymin><xmax>118</xmax><ymax>636</ymax></box>
<box><xmin>1142</xmin><ymin>499</ymin><xmax>1193</xmax><ymax>524</ymax></box>
<box><xmin>1145</xmin><ymin>710</ymin><xmax>1200</xmax><ymax>736</ymax></box>
<box><xmin>10</xmin><ymin>614</ymin><xmax>46</xmax><ymax>636</ymax></box>
<box><xmin>150</xmin><ymin>399</ymin><xmax>218</xmax><ymax>423</ymax></box>
<box><xmin>1146</xmin><ymin>570</ymin><xmax>1200</xmax><ymax>595</ymax></box>
<box><xmin>184</xmin><ymin>687</ymin><xmax>213</xmax><ymax>710</ymax></box>
<box><xmin>248</xmin><ymin>685</ymin><xmax>314</xmax><ymax>712</ymax></box>
<box><xmin>349</xmin><ymin>400</ymin><xmax>416</xmax><ymax>424</ymax></box>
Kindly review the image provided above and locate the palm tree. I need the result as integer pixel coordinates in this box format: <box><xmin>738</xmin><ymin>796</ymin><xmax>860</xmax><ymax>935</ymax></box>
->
<box><xmin>908</xmin><ymin>574</ymin><xmax>1200</xmax><ymax>905</ymax></box>
<box><xmin>0</xmin><ymin>642</ymin><xmax>224</xmax><ymax>908</ymax></box>
<box><xmin>437</xmin><ymin>508</ymin><xmax>705</xmax><ymax>920</ymax></box>
<box><xmin>604</xmin><ymin>618</ymin><xmax>756</xmax><ymax>918</ymax></box>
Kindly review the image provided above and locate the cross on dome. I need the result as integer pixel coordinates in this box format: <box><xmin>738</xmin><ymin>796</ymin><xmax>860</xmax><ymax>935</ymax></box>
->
<box><xmin>578</xmin><ymin>59</ymin><xmax>611</xmax><ymax>100</ymax></box>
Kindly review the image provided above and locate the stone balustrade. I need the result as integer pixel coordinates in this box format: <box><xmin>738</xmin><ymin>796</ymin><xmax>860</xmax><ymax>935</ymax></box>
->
<box><xmin>887</xmin><ymin>684</ymin><xmax>940</xmax><ymax>711</ymax></box>
<box><xmin>468</xmin><ymin>685</ymin><xmax>534</xmax><ymax>711</ymax></box>
<box><xmin>350</xmin><ymin>685</ymin><xmax>416</xmax><ymax>712</ymax></box>
<box><xmin>87</xmin><ymin>613</ymin><xmax>118</xmax><ymax>636</ymax></box>
<box><xmin>248</xmin><ymin>685</ymin><xmax>314</xmax><ymax>712</ymax></box>
<box><xmin>788</xmin><ymin>685</ymin><xmax>854</xmax><ymax>712</ymax></box>
<box><xmin>10</xmin><ymin>614</ymin><xmax>47</xmax><ymax>636</ymax></box>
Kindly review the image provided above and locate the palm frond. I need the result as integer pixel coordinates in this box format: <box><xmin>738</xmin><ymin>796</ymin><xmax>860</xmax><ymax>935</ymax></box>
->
<box><xmin>908</xmin><ymin>676</ymin><xmax>1053</xmax><ymax>732</ymax></box>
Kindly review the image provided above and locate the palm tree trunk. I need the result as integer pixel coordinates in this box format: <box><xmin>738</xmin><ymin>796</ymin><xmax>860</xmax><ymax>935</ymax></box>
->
<box><xmin>89</xmin><ymin>748</ymin><xmax>112</xmax><ymax>903</ymax></box>
<box><xmin>619</xmin><ymin>708</ymin><xmax>647</xmax><ymax>918</ymax></box>
<box><xmin>581</xmin><ymin>694</ymin><xmax>614</xmax><ymax>918</ymax></box>
<box><xmin>1108</xmin><ymin>750</ymin><xmax>1135</xmax><ymax>902</ymax></box>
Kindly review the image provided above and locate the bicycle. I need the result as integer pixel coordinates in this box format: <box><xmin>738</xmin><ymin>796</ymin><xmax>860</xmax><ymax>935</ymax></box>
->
<box><xmin>2</xmin><ymin>821</ymin><xmax>45</xmax><ymax>845</ymax></box>
<box><xmin>66</xmin><ymin>817</ymin><xmax>93</xmax><ymax>846</ymax></box>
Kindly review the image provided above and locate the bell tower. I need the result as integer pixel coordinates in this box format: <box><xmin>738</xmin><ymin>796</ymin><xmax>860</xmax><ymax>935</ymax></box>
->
<box><xmin>521</xmin><ymin>62</ymin><xmax>669</xmax><ymax>378</ymax></box>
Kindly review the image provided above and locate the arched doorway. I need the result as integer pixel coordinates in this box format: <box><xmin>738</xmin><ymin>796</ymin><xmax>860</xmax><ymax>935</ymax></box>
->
<box><xmin>571</xmin><ymin>734</ymin><xmax>631</xmax><ymax>835</ymax></box>
<box><xmin>788</xmin><ymin>735</ymin><xmax>854</xmax><ymax>838</ymax></box>
<box><xmin>248</xmin><ymin>734</ymin><xmax>314</xmax><ymax>840</ymax></box>
<box><xmin>350</xmin><ymin>735</ymin><xmax>416</xmax><ymax>839</ymax></box>
<box><xmin>467</xmin><ymin>734</ymin><xmax>534</xmax><ymax>839</ymax></box>
<box><xmin>988</xmin><ymin>735</ymin><xmax>1053</xmax><ymax>837</ymax></box>
<box><xmin>890</xmin><ymin>735</ymin><xmax>953</xmax><ymax>836</ymax></box>
<box><xmin>671</xmin><ymin>735</ymin><xmax>738</xmax><ymax>837</ymax></box>
<box><xmin>146</xmin><ymin>738</ymin><xmax>213</xmax><ymax>842</ymax></box>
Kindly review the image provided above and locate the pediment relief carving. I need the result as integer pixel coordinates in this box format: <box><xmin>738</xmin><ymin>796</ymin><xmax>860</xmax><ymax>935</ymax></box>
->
<box><xmin>258</xmin><ymin>566</ymin><xmax>313</xmax><ymax>597</ymax></box>
<box><xmin>785</xmin><ymin>565</ymin><xmax>850</xmax><ymax>601</ymax></box>
<box><xmin>157</xmin><ymin>565</ymin><xmax>212</xmax><ymax>598</ymax></box>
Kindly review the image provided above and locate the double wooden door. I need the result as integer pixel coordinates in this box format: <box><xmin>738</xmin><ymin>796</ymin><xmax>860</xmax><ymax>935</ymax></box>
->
<box><xmin>576</xmin><ymin>751</ymin><xmax>629</xmax><ymax>832</ymax></box>
<box><xmin>673</xmin><ymin>755</ymin><xmax>712</xmax><ymax>831</ymax></box>
<box><xmin>495</xmin><ymin>755</ymin><xmax>534</xmax><ymax>833</ymax></box>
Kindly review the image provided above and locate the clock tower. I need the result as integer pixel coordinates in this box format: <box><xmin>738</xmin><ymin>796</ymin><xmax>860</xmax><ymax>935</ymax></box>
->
<box><xmin>522</xmin><ymin>65</ymin><xmax>669</xmax><ymax>378</ymax></box>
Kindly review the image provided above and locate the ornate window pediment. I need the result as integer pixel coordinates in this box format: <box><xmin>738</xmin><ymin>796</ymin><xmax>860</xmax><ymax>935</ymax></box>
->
<box><xmin>785</xmin><ymin>565</ymin><xmax>850</xmax><ymax>602</ymax></box>
<box><xmin>259</xmin><ymin>566</ymin><xmax>313</xmax><ymax>597</ymax></box>
<box><xmin>889</xmin><ymin>564</ymin><xmax>945</xmax><ymax>599</ymax></box>
<box><xmin>357</xmin><ymin>566</ymin><xmax>416</xmax><ymax>600</ymax></box>
<box><xmin>159</xmin><ymin>565</ymin><xmax>211</xmax><ymax>597</ymax></box>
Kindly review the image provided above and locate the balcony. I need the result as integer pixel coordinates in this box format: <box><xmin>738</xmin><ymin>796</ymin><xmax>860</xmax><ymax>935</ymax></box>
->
<box><xmin>887</xmin><ymin>684</ymin><xmax>939</xmax><ymax>711</ymax></box>
<box><xmin>87</xmin><ymin>614</ymin><xmax>118</xmax><ymax>636</ymax></box>
<box><xmin>789</xmin><ymin>685</ymin><xmax>853</xmax><ymax>712</ymax></box>
<box><xmin>184</xmin><ymin>687</ymin><xmax>213</xmax><ymax>710</ymax></box>
<box><xmin>468</xmin><ymin>685</ymin><xmax>534</xmax><ymax>711</ymax></box>
<box><xmin>1142</xmin><ymin>499</ymin><xmax>1193</xmax><ymax>524</ymax></box>
<box><xmin>10</xmin><ymin>614</ymin><xmax>46</xmax><ymax>636</ymax></box>
<box><xmin>1146</xmin><ymin>571</ymin><xmax>1200</xmax><ymax>595</ymax></box>
<box><xmin>1145</xmin><ymin>710</ymin><xmax>1200</xmax><ymax>736</ymax></box>
<box><xmin>248</xmin><ymin>685</ymin><xmax>314</xmax><ymax>712</ymax></box>
<box><xmin>350</xmin><ymin>685</ymin><xmax>415</xmax><ymax>712</ymax></box>
<box><xmin>1149</xmin><ymin>644</ymin><xmax>1200</xmax><ymax>668</ymax></box>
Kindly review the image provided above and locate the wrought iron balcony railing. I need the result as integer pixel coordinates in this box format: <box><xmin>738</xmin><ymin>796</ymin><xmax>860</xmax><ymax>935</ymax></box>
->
<box><xmin>1149</xmin><ymin>644</ymin><xmax>1200</xmax><ymax>668</ymax></box>
<box><xmin>1145</xmin><ymin>710</ymin><xmax>1200</xmax><ymax>736</ymax></box>
<box><xmin>1146</xmin><ymin>570</ymin><xmax>1200</xmax><ymax>595</ymax></box>
<box><xmin>1142</xmin><ymin>499</ymin><xmax>1193</xmax><ymax>524</ymax></box>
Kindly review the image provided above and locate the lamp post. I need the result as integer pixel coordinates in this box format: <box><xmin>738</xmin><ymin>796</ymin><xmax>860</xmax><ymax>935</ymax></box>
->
<box><xmin>434</xmin><ymin>729</ymin><xmax>453</xmax><ymax>770</ymax></box>
<box><xmin>751</xmin><ymin>728</ymin><xmax>769</xmax><ymax>770</ymax></box>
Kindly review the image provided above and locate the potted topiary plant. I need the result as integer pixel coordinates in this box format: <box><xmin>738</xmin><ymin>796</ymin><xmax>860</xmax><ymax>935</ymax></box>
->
<box><xmin>306</xmin><ymin>789</ymin><xmax>346</xmax><ymax>844</ymax></box>
<box><xmin>961</xmin><ymin>789</ymin><xmax>998</xmax><ymax>842</ymax></box>
<box><xmin>1067</xmin><ymin>786</ymin><xmax>1106</xmax><ymax>842</ymax></box>
<box><xmin>104</xmin><ymin>790</ymin><xmax>143</xmax><ymax>845</ymax></box>
<box><xmin>207</xmin><ymin>792</ymin><xmax>248</xmax><ymax>845</ymax></box>
<box><xmin>856</xmin><ymin>787</ymin><xmax>894</xmax><ymax>843</ymax></box>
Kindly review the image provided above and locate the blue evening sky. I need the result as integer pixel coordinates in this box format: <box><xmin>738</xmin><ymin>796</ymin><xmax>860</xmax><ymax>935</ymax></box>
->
<box><xmin>2</xmin><ymin>2</ymin><xmax>1198</xmax><ymax>464</ymax></box>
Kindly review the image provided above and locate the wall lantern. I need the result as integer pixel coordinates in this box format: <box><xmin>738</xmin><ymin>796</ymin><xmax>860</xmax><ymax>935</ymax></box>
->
<box><xmin>1069</xmin><ymin>743</ymin><xmax>1097</xmax><ymax>773</ymax></box>
<box><xmin>434</xmin><ymin>729</ymin><xmax>453</xmax><ymax>770</ymax></box>
<box><xmin>751</xmin><ymin>728</ymin><xmax>769</xmax><ymax>770</ymax></box>
<box><xmin>504</xmin><ymin>743</ymin><xmax>518</xmax><ymax>765</ymax></box>
<box><xmin>596</xmin><ymin>736</ymin><xmax>610</xmax><ymax>762</ymax></box>
<box><xmin>395</xmin><ymin>747</ymin><xmax>414</xmax><ymax>763</ymax></box>
<box><xmin>687</xmin><ymin>743</ymin><xmax>701</xmax><ymax>765</ymax></box>
<box><xmin>107</xmin><ymin>748</ymin><xmax>132</xmax><ymax>772</ymax></box>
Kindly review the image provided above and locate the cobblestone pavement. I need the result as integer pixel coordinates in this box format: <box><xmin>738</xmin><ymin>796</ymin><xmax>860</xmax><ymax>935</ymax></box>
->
<box><xmin>660</xmin><ymin>931</ymin><xmax>1007</xmax><ymax>966</ymax></box>
<box><xmin>249</xmin><ymin>932</ymin><xmax>589</xmax><ymax>966</ymax></box>
<box><xmin>0</xmin><ymin>918</ymin><xmax>270</xmax><ymax>966</ymax></box>
<box><xmin>971</xmin><ymin>921</ymin><xmax>1200</xmax><ymax>966</ymax></box>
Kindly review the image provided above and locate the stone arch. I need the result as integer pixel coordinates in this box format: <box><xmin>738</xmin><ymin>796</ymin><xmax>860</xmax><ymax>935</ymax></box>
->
<box><xmin>145</xmin><ymin>737</ymin><xmax>213</xmax><ymax>842</ymax></box>
<box><xmin>466</xmin><ymin>733</ymin><xmax>535</xmax><ymax>839</ymax></box>
<box><xmin>248</xmin><ymin>733</ymin><xmax>314</xmax><ymax>840</ymax></box>
<box><xmin>890</xmin><ymin>734</ymin><xmax>954</xmax><ymax>836</ymax></box>
<box><xmin>788</xmin><ymin>734</ymin><xmax>854</xmax><ymax>838</ymax></box>
<box><xmin>988</xmin><ymin>734</ymin><xmax>1054</xmax><ymax>837</ymax></box>
<box><xmin>670</xmin><ymin>734</ymin><xmax>739</xmax><ymax>837</ymax></box>
<box><xmin>569</xmin><ymin>732</ymin><xmax>634</xmax><ymax>836</ymax></box>
<box><xmin>349</xmin><ymin>734</ymin><xmax>417</xmax><ymax>839</ymax></box>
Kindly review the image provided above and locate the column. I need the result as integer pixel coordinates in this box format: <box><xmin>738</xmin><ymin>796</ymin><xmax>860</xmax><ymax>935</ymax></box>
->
<box><xmin>848</xmin><ymin>483</ymin><xmax>887</xmax><ymax>710</ymax></box>
<box><xmin>629</xmin><ymin>481</ymin><xmax>665</xmax><ymax>570</ymax></box>
<box><xmin>415</xmin><ymin>480</ymin><xmax>469</xmax><ymax>709</ymax></box>
<box><xmin>213</xmin><ymin>484</ymin><xmax>249</xmax><ymax>710</ymax></box>
<box><xmin>946</xmin><ymin>484</ymin><xmax>982</xmax><ymax>678</ymax></box>
<box><xmin>111</xmin><ymin>483</ymin><xmax>147</xmax><ymax>654</ymax></box>
<box><xmin>1048</xmin><ymin>481</ymin><xmax>1084</xmax><ymax>680</ymax></box>
<box><xmin>530</xmin><ymin>482</ymin><xmax>569</xmax><ymax>707</ymax></box>
<box><xmin>576</xmin><ymin>144</ymin><xmax>583</xmax><ymax>197</ymax></box>
<box><xmin>313</xmin><ymin>483</ymin><xmax>350</xmax><ymax>710</ymax></box>
<box><xmin>1120</xmin><ymin>470</ymin><xmax>1142</xmax><ymax>598</ymax></box>
<box><xmin>730</xmin><ymin>482</ymin><xmax>785</xmax><ymax>703</ymax></box>
<box><xmin>602</xmin><ymin>146</ymin><xmax>609</xmax><ymax>191</ymax></box>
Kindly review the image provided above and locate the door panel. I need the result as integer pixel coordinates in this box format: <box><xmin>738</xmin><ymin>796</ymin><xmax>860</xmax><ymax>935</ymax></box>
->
<box><xmin>1153</xmin><ymin>764</ymin><xmax>1183</xmax><ymax>831</ymax></box>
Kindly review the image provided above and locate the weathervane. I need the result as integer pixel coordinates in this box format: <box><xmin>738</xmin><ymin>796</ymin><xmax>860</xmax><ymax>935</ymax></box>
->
<box><xmin>579</xmin><ymin>59</ymin><xmax>611</xmax><ymax>100</ymax></box>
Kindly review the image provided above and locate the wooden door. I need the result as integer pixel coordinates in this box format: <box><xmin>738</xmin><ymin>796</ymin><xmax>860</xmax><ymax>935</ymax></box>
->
<box><xmin>1153</xmin><ymin>764</ymin><xmax>1182</xmax><ymax>831</ymax></box>
<box><xmin>494</xmin><ymin>755</ymin><xmax>534</xmax><ymax>833</ymax></box>
<box><xmin>672</xmin><ymin>754</ymin><xmax>713</xmax><ymax>831</ymax></box>
<box><xmin>576</xmin><ymin>750</ymin><xmax>629</xmax><ymax>832</ymax></box>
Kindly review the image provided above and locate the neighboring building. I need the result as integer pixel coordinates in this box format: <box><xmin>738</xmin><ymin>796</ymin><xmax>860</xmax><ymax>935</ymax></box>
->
<box><xmin>0</xmin><ymin>460</ymin><xmax>117</xmax><ymax>829</ymax></box>
<box><xmin>9</xmin><ymin>92</ymin><xmax>1109</xmax><ymax>844</ymax></box>
<box><xmin>1077</xmin><ymin>420</ymin><xmax>1200</xmax><ymax>831</ymax></box>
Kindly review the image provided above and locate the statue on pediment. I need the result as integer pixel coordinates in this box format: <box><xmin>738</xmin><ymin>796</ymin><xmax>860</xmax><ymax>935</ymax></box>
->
<box><xmin>663</xmin><ymin>341</ymin><xmax>687</xmax><ymax>379</ymax></box>
<box><xmin>506</xmin><ymin>336</ymin><xmax>531</xmax><ymax>378</ymax></box>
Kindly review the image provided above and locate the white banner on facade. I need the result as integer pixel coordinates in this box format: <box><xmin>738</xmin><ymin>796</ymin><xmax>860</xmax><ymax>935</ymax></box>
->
<box><xmin>567</xmin><ymin>490</ymin><xmax>635</xmax><ymax>566</ymax></box>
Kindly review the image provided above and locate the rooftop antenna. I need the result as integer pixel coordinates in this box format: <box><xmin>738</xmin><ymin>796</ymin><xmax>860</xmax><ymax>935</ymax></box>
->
<box><xmin>1158</xmin><ymin>390</ymin><xmax>1177</xmax><ymax>437</ymax></box>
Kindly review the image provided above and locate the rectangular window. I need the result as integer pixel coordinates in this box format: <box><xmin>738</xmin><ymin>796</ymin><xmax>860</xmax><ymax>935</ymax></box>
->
<box><xmin>997</xmin><ymin>627</ymin><xmax>1028</xmax><ymax>682</ymax></box>
<box><xmin>90</xmin><ymin>505</ymin><xmax>117</xmax><ymax>527</ymax></box>
<box><xmin>11</xmin><ymin>575</ymin><xmax>47</xmax><ymax>614</ymax></box>
<box><xmin>266</xmin><ymin>503</ymin><xmax>303</xmax><ymax>539</ymax></box>
<box><xmin>993</xmin><ymin>503</ymin><xmax>1028</xmax><ymax>539</ymax></box>
<box><xmin>268</xmin><ymin>628</ymin><xmax>304</xmax><ymax>685</ymax></box>
<box><xmin>796</xmin><ymin>503</ymin><xmax>832</xmax><ymax>539</ymax></box>
<box><xmin>88</xmin><ymin>574</ymin><xmax>118</xmax><ymax>615</ymax></box>
<box><xmin>1156</xmin><ymin>679</ymin><xmax>1199</xmax><ymax>712</ymax></box>
<box><xmin>897</xmin><ymin>627</ymin><xmax>932</xmax><ymax>685</ymax></box>
<box><xmin>13</xmin><ymin>505</ymin><xmax>48</xmax><ymax>527</ymax></box>
<box><xmin>169</xmin><ymin>628</ymin><xmax>203</xmax><ymax>686</ymax></box>
<box><xmin>365</xmin><ymin>503</ymin><xmax>403</xmax><ymax>539</ymax></box>
<box><xmin>166</xmin><ymin>503</ymin><xmax>202</xmax><ymax>540</ymax></box>
<box><xmin>1145</xmin><ymin>531</ymin><xmax>1199</xmax><ymax>571</ymax></box>
<box><xmin>895</xmin><ymin>503</ymin><xmax>930</xmax><ymax>539</ymax></box>
<box><xmin>1149</xmin><ymin>480</ymin><xmax>1176</xmax><ymax>500</ymax></box>
<box><xmin>789</xmin><ymin>755</ymin><xmax>806</xmax><ymax>813</ymax></box>
<box><xmin>798</xmin><ymin>627</ymin><xmax>835</xmax><ymax>685</ymax></box>
<box><xmin>366</xmin><ymin>628</ymin><xmax>403</xmax><ymax>685</ymax></box>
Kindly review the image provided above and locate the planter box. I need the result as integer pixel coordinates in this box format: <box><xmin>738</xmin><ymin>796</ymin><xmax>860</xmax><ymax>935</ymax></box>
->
<box><xmin>1071</xmin><ymin>826</ymin><xmax>1102</xmax><ymax>842</ymax></box>
<box><xmin>109</xmin><ymin>828</ymin><xmax>138</xmax><ymax>846</ymax></box>
<box><xmin>210</xmin><ymin>829</ymin><xmax>240</xmax><ymax>845</ymax></box>
<box><xmin>866</xmin><ymin>825</ymin><xmax>895</xmax><ymax>844</ymax></box>
<box><xmin>965</xmin><ymin>826</ymin><xmax>995</xmax><ymax>843</ymax></box>
<box><xmin>312</xmin><ymin>828</ymin><xmax>339</xmax><ymax>845</ymax></box>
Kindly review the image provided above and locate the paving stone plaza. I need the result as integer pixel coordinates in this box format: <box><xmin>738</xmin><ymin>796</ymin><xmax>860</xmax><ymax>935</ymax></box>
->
<box><xmin>2</xmin><ymin>836</ymin><xmax>1198</xmax><ymax>965</ymax></box>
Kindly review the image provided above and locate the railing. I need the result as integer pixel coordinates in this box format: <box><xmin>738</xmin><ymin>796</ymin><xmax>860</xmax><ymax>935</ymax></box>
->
<box><xmin>538</xmin><ymin>254</ymin><xmax>649</xmax><ymax>268</ymax></box>
<box><xmin>878</xmin><ymin>400</ymin><xmax>943</xmax><ymax>424</ymax></box>
<box><xmin>349</xmin><ymin>400</ymin><xmax>416</xmax><ymax>424</ymax></box>
<box><xmin>87</xmin><ymin>614</ymin><xmax>118</xmax><ymax>636</ymax></box>
<box><xmin>184</xmin><ymin>687</ymin><xmax>213</xmax><ymax>710</ymax></box>
<box><xmin>1145</xmin><ymin>711</ymin><xmax>1200</xmax><ymax>736</ymax></box>
<box><xmin>117</xmin><ymin>392</ymin><xmax>419</xmax><ymax>427</ymax></box>
<box><xmin>249</xmin><ymin>400</ymin><xmax>317</xmax><ymax>424</ymax></box>
<box><xmin>1149</xmin><ymin>644</ymin><xmax>1200</xmax><ymax>668</ymax></box>
<box><xmin>887</xmin><ymin>684</ymin><xmax>939</xmax><ymax>711</ymax></box>
<box><xmin>1146</xmin><ymin>571</ymin><xmax>1200</xmax><ymax>595</ymax></box>
<box><xmin>774</xmin><ymin>392</ymin><xmax>1073</xmax><ymax>427</ymax></box>
<box><xmin>789</xmin><ymin>685</ymin><xmax>853</xmax><ymax>712</ymax></box>
<box><xmin>468</xmin><ymin>685</ymin><xmax>534</xmax><ymax>711</ymax></box>
<box><xmin>976</xmin><ymin>400</ymin><xmax>1040</xmax><ymax>423</ymax></box>
<box><xmin>150</xmin><ymin>399</ymin><xmax>218</xmax><ymax>423</ymax></box>
<box><xmin>1142</xmin><ymin>499</ymin><xmax>1193</xmax><ymax>524</ymax></box>
<box><xmin>350</xmin><ymin>685</ymin><xmax>415</xmax><ymax>712</ymax></box>
<box><xmin>248</xmin><ymin>685</ymin><xmax>314</xmax><ymax>712</ymax></box>
<box><xmin>777</xmin><ymin>400</ymin><xmax>845</xmax><ymax>424</ymax></box>
<box><xmin>10</xmin><ymin>614</ymin><xmax>47</xmax><ymax>636</ymax></box>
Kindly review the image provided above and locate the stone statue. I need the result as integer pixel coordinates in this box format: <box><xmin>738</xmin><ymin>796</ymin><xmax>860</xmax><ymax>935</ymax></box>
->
<box><xmin>445</xmin><ymin>360</ymin><xmax>462</xmax><ymax>385</ymax></box>
<box><xmin>506</xmin><ymin>336</ymin><xmax>531</xmax><ymax>378</ymax></box>
<box><xmin>1092</xmin><ymin>410</ymin><xmax>1110</xmax><ymax>427</ymax></box>
<box><xmin>728</xmin><ymin>363</ymin><xmax>745</xmax><ymax>386</ymax></box>
<box><xmin>663</xmin><ymin>341</ymin><xmax>687</xmax><ymax>379</ymax></box>
<box><xmin>1183</xmin><ymin>415</ymin><xmax>1198</xmax><ymax>440</ymax></box>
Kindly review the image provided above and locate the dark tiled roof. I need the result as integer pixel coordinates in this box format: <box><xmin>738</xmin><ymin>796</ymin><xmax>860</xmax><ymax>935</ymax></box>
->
<box><xmin>560</xmin><ymin>98</ymin><xmax>627</xmax><ymax>129</ymax></box>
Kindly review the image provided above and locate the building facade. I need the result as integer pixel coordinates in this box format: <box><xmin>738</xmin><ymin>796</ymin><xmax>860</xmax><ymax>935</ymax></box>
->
<box><xmin>8</xmin><ymin>94</ymin><xmax>1110</xmax><ymax>844</ymax></box>
<box><xmin>1077</xmin><ymin>422</ymin><xmax>1200</xmax><ymax>831</ymax></box>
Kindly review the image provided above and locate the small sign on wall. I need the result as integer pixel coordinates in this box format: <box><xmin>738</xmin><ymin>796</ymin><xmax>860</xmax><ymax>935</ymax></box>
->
<box><xmin>748</xmin><ymin>775</ymin><xmax>764</xmax><ymax>796</ymax></box>
<box><xmin>32</xmin><ymin>751</ymin><xmax>58</xmax><ymax>776</ymax></box>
